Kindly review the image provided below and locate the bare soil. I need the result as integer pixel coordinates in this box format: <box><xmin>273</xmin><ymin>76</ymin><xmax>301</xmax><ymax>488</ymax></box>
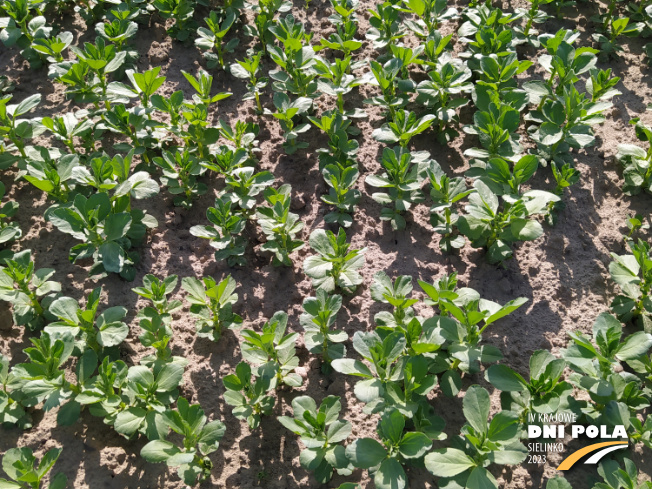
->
<box><xmin>1</xmin><ymin>1</ymin><xmax>652</xmax><ymax>488</ymax></box>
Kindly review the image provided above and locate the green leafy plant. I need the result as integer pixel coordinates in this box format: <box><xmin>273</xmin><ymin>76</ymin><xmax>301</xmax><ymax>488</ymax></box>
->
<box><xmin>223</xmin><ymin>167</ymin><xmax>274</xmax><ymax>215</ymax></box>
<box><xmin>230</xmin><ymin>53</ymin><xmax>268</xmax><ymax>113</ymax></box>
<box><xmin>592</xmin><ymin>16</ymin><xmax>644</xmax><ymax>60</ymax></box>
<box><xmin>190</xmin><ymin>194</ymin><xmax>248</xmax><ymax>267</ymax></box>
<box><xmin>457</xmin><ymin>180</ymin><xmax>559</xmax><ymax>264</ymax></box>
<box><xmin>331</xmin><ymin>331</ymin><xmax>410</xmax><ymax>408</ymax></box>
<box><xmin>267</xmin><ymin>16</ymin><xmax>318</xmax><ymax>97</ymax></box>
<box><xmin>425</xmin><ymin>385</ymin><xmax>527</xmax><ymax>489</ymax></box>
<box><xmin>346</xmin><ymin>409</ymin><xmax>432</xmax><ymax>489</ymax></box>
<box><xmin>125</xmin><ymin>67</ymin><xmax>166</xmax><ymax>108</ymax></box>
<box><xmin>310</xmin><ymin>112</ymin><xmax>361</xmax><ymax>227</ymax></box>
<box><xmin>0</xmin><ymin>93</ymin><xmax>43</xmax><ymax>163</ymax></box>
<box><xmin>181</xmin><ymin>275</ymin><xmax>243</xmax><ymax>341</ymax></box>
<box><xmin>316</xmin><ymin>0</ymin><xmax>362</xmax><ymax>56</ymax></box>
<box><xmin>610</xmin><ymin>237</ymin><xmax>652</xmax><ymax>331</ymax></box>
<box><xmin>255</xmin><ymin>184</ymin><xmax>305</xmax><ymax>266</ymax></box>
<box><xmin>402</xmin><ymin>0</ymin><xmax>459</xmax><ymax>38</ymax></box>
<box><xmin>300</xmin><ymin>290</ymin><xmax>348</xmax><ymax>369</ymax></box>
<box><xmin>365</xmin><ymin>147</ymin><xmax>428</xmax><ymax>230</ymax></box>
<box><xmin>0</xmin><ymin>353</ymin><xmax>29</xmax><ymax>427</ymax></box>
<box><xmin>152</xmin><ymin>0</ymin><xmax>196</xmax><ymax>41</ymax></box>
<box><xmin>195</xmin><ymin>11</ymin><xmax>239</xmax><ymax>69</ymax></box>
<box><xmin>0</xmin><ymin>447</ymin><xmax>67</xmax><ymax>489</ymax></box>
<box><xmin>561</xmin><ymin>313</ymin><xmax>652</xmax><ymax>423</ymax></box>
<box><xmin>244</xmin><ymin>0</ymin><xmax>293</xmax><ymax>54</ymax></box>
<box><xmin>95</xmin><ymin>7</ymin><xmax>138</xmax><ymax>52</ymax></box>
<box><xmin>8</xmin><ymin>332</ymin><xmax>78</xmax><ymax>422</ymax></box>
<box><xmin>418</xmin><ymin>273</ymin><xmax>527</xmax><ymax>391</ymax></box>
<box><xmin>485</xmin><ymin>350</ymin><xmax>572</xmax><ymax>422</ymax></box>
<box><xmin>48</xmin><ymin>154</ymin><xmax>160</xmax><ymax>280</ymax></box>
<box><xmin>65</xmin><ymin>38</ymin><xmax>128</xmax><ymax>108</ymax></box>
<box><xmin>513</xmin><ymin>0</ymin><xmax>555</xmax><ymax>45</ymax></box>
<box><xmin>366</xmin><ymin>2</ymin><xmax>406</xmax><ymax>48</ymax></box>
<box><xmin>40</xmin><ymin>112</ymin><xmax>94</xmax><ymax>155</ymax></box>
<box><xmin>141</xmin><ymin>397</ymin><xmax>226</xmax><ymax>485</ymax></box>
<box><xmin>303</xmin><ymin>228</ymin><xmax>366</xmax><ymax>294</ymax></box>
<box><xmin>112</xmin><ymin>361</ymin><xmax>186</xmax><ymax>438</ymax></box>
<box><xmin>0</xmin><ymin>0</ymin><xmax>56</xmax><ymax>69</ymax></box>
<box><xmin>616</xmin><ymin>119</ymin><xmax>652</xmax><ymax>196</ymax></box>
<box><xmin>264</xmin><ymin>93</ymin><xmax>312</xmax><ymax>154</ymax></box>
<box><xmin>0</xmin><ymin>249</ymin><xmax>61</xmax><ymax>330</ymax></box>
<box><xmin>44</xmin><ymin>287</ymin><xmax>129</xmax><ymax>356</ymax></box>
<box><xmin>463</xmin><ymin>96</ymin><xmax>523</xmax><ymax>164</ymax></box>
<box><xmin>314</xmin><ymin>56</ymin><xmax>363</xmax><ymax>116</ymax></box>
<box><xmin>427</xmin><ymin>160</ymin><xmax>472</xmax><ymax>252</ymax></box>
<box><xmin>182</xmin><ymin>69</ymin><xmax>232</xmax><ymax>108</ymax></box>
<box><xmin>593</xmin><ymin>457</ymin><xmax>652</xmax><ymax>489</ymax></box>
<box><xmin>363</xmin><ymin>59</ymin><xmax>409</xmax><ymax>117</ymax></box>
<box><xmin>321</xmin><ymin>164</ymin><xmax>360</xmax><ymax>228</ymax></box>
<box><xmin>241</xmin><ymin>311</ymin><xmax>303</xmax><ymax>387</ymax></box>
<box><xmin>223</xmin><ymin>361</ymin><xmax>275</xmax><ymax>429</ymax></box>
<box><xmin>279</xmin><ymin>395</ymin><xmax>353</xmax><ymax>483</ymax></box>
<box><xmin>416</xmin><ymin>55</ymin><xmax>472</xmax><ymax>142</ymax></box>
<box><xmin>133</xmin><ymin>274</ymin><xmax>182</xmax><ymax>315</ymax></box>
<box><xmin>153</xmin><ymin>149</ymin><xmax>207</xmax><ymax>208</ymax></box>
<box><xmin>21</xmin><ymin>151</ymin><xmax>80</xmax><ymax>205</ymax></box>
<box><xmin>372</xmin><ymin>110</ymin><xmax>435</xmax><ymax>148</ymax></box>
<box><xmin>0</xmin><ymin>181</ymin><xmax>20</xmax><ymax>246</ymax></box>
<box><xmin>526</xmin><ymin>85</ymin><xmax>615</xmax><ymax>166</ymax></box>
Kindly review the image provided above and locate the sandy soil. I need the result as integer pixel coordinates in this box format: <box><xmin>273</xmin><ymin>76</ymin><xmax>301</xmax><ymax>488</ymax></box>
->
<box><xmin>1</xmin><ymin>0</ymin><xmax>651</xmax><ymax>488</ymax></box>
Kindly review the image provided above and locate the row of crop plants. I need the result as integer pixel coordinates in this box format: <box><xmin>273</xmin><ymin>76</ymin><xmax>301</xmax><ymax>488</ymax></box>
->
<box><xmin>0</xmin><ymin>0</ymin><xmax>652</xmax><ymax>488</ymax></box>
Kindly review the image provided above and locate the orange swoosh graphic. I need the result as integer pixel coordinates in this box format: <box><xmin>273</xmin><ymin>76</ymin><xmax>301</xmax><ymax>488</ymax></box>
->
<box><xmin>556</xmin><ymin>441</ymin><xmax>628</xmax><ymax>470</ymax></box>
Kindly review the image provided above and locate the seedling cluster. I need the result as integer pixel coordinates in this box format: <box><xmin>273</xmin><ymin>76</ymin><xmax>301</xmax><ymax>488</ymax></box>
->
<box><xmin>1</xmin><ymin>0</ymin><xmax>652</xmax><ymax>488</ymax></box>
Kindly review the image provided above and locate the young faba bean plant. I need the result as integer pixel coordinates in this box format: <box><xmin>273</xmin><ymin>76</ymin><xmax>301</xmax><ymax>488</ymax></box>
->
<box><xmin>181</xmin><ymin>275</ymin><xmax>243</xmax><ymax>342</ymax></box>
<box><xmin>279</xmin><ymin>396</ymin><xmax>354</xmax><ymax>484</ymax></box>
<box><xmin>418</xmin><ymin>272</ymin><xmax>528</xmax><ymax>394</ymax></box>
<box><xmin>594</xmin><ymin>457</ymin><xmax>652</xmax><ymax>489</ymax></box>
<box><xmin>256</xmin><ymin>184</ymin><xmax>305</xmax><ymax>266</ymax></box>
<box><xmin>230</xmin><ymin>53</ymin><xmax>268</xmax><ymax>113</ymax></box>
<box><xmin>0</xmin><ymin>182</ymin><xmax>20</xmax><ymax>246</ymax></box>
<box><xmin>241</xmin><ymin>311</ymin><xmax>303</xmax><ymax>387</ymax></box>
<box><xmin>0</xmin><ymin>447</ymin><xmax>68</xmax><ymax>489</ymax></box>
<box><xmin>190</xmin><ymin>194</ymin><xmax>248</xmax><ymax>267</ymax></box>
<box><xmin>561</xmin><ymin>313</ymin><xmax>652</xmax><ymax>425</ymax></box>
<box><xmin>264</xmin><ymin>93</ymin><xmax>312</xmax><ymax>154</ymax></box>
<box><xmin>47</xmin><ymin>152</ymin><xmax>160</xmax><ymax>281</ymax></box>
<box><xmin>141</xmin><ymin>397</ymin><xmax>226</xmax><ymax>486</ymax></box>
<box><xmin>195</xmin><ymin>11</ymin><xmax>239</xmax><ymax>70</ymax></box>
<box><xmin>303</xmin><ymin>228</ymin><xmax>366</xmax><ymax>294</ymax></box>
<box><xmin>223</xmin><ymin>361</ymin><xmax>275</xmax><ymax>429</ymax></box>
<box><xmin>427</xmin><ymin>160</ymin><xmax>472</xmax><ymax>252</ymax></box>
<box><xmin>153</xmin><ymin>149</ymin><xmax>207</xmax><ymax>209</ymax></box>
<box><xmin>609</xmin><ymin>236</ymin><xmax>652</xmax><ymax>332</ymax></box>
<box><xmin>456</xmin><ymin>180</ymin><xmax>559</xmax><ymax>264</ymax></box>
<box><xmin>0</xmin><ymin>249</ymin><xmax>61</xmax><ymax>330</ymax></box>
<box><xmin>365</xmin><ymin>147</ymin><xmax>429</xmax><ymax>230</ymax></box>
<box><xmin>45</xmin><ymin>286</ymin><xmax>129</xmax><ymax>356</ymax></box>
<box><xmin>0</xmin><ymin>353</ymin><xmax>30</xmax><ymax>428</ymax></box>
<box><xmin>425</xmin><ymin>386</ymin><xmax>527</xmax><ymax>489</ymax></box>
<box><xmin>310</xmin><ymin>112</ymin><xmax>361</xmax><ymax>227</ymax></box>
<box><xmin>485</xmin><ymin>350</ymin><xmax>572</xmax><ymax>423</ymax></box>
<box><xmin>133</xmin><ymin>274</ymin><xmax>182</xmax><ymax>315</ymax></box>
<box><xmin>300</xmin><ymin>290</ymin><xmax>348</xmax><ymax>370</ymax></box>
<box><xmin>346</xmin><ymin>409</ymin><xmax>432</xmax><ymax>489</ymax></box>
<box><xmin>617</xmin><ymin>119</ymin><xmax>652</xmax><ymax>196</ymax></box>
